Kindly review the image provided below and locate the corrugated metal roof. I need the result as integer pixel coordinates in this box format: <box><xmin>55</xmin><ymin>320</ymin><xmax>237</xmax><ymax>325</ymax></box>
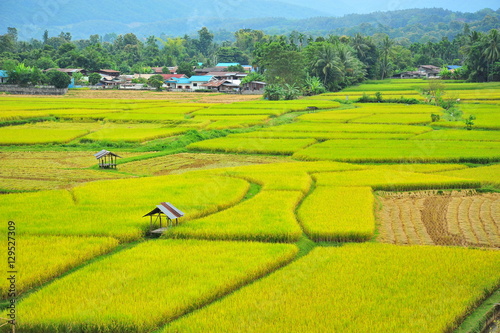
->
<box><xmin>222</xmin><ymin>83</ymin><xmax>241</xmax><ymax>87</ymax></box>
<box><xmin>245</xmin><ymin>81</ymin><xmax>266</xmax><ymax>85</ymax></box>
<box><xmin>94</xmin><ymin>150</ymin><xmax>121</xmax><ymax>159</ymax></box>
<box><xmin>201</xmin><ymin>80</ymin><xmax>227</xmax><ymax>87</ymax></box>
<box><xmin>205</xmin><ymin>72</ymin><xmax>245</xmax><ymax>77</ymax></box>
<box><xmin>143</xmin><ymin>202</ymin><xmax>185</xmax><ymax>219</ymax></box>
<box><xmin>99</xmin><ymin>69</ymin><xmax>120</xmax><ymax>73</ymax></box>
<box><xmin>174</xmin><ymin>78</ymin><xmax>191</xmax><ymax>84</ymax></box>
<box><xmin>160</xmin><ymin>202</ymin><xmax>184</xmax><ymax>218</ymax></box>
<box><xmin>161</xmin><ymin>74</ymin><xmax>186</xmax><ymax>80</ymax></box>
<box><xmin>189</xmin><ymin>75</ymin><xmax>214</xmax><ymax>82</ymax></box>
<box><xmin>216</xmin><ymin>63</ymin><xmax>240</xmax><ymax>67</ymax></box>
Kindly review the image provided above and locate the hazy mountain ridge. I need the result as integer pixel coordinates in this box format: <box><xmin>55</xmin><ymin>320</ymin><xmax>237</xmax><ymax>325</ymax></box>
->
<box><xmin>0</xmin><ymin>0</ymin><xmax>498</xmax><ymax>41</ymax></box>
<box><xmin>0</xmin><ymin>0</ymin><xmax>325</xmax><ymax>40</ymax></box>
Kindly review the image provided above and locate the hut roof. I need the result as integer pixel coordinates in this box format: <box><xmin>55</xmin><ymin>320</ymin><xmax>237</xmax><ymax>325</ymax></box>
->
<box><xmin>143</xmin><ymin>202</ymin><xmax>184</xmax><ymax>220</ymax></box>
<box><xmin>94</xmin><ymin>150</ymin><xmax>121</xmax><ymax>159</ymax></box>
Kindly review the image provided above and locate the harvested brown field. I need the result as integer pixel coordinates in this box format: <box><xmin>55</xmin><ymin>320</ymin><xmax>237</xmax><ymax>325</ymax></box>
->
<box><xmin>377</xmin><ymin>190</ymin><xmax>500</xmax><ymax>248</ymax></box>
<box><xmin>119</xmin><ymin>153</ymin><xmax>292</xmax><ymax>176</ymax></box>
<box><xmin>0</xmin><ymin>151</ymin><xmax>145</xmax><ymax>191</ymax></box>
<box><xmin>1</xmin><ymin>90</ymin><xmax>263</xmax><ymax>102</ymax></box>
<box><xmin>64</xmin><ymin>90</ymin><xmax>263</xmax><ymax>102</ymax></box>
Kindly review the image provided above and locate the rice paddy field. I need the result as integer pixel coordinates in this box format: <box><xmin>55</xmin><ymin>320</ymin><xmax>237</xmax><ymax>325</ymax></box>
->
<box><xmin>0</xmin><ymin>80</ymin><xmax>499</xmax><ymax>332</ymax></box>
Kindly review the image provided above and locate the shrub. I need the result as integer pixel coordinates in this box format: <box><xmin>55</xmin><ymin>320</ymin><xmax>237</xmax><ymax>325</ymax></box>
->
<box><xmin>46</xmin><ymin>70</ymin><xmax>71</xmax><ymax>88</ymax></box>
<box><xmin>88</xmin><ymin>73</ymin><xmax>101</xmax><ymax>86</ymax></box>
<box><xmin>263</xmin><ymin>84</ymin><xmax>284</xmax><ymax>101</ymax></box>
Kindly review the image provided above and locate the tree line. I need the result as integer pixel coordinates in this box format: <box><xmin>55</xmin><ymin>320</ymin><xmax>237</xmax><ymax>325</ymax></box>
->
<box><xmin>0</xmin><ymin>25</ymin><xmax>498</xmax><ymax>93</ymax></box>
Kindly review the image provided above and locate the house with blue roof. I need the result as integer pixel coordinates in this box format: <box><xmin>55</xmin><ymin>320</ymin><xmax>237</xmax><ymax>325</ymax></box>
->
<box><xmin>0</xmin><ymin>70</ymin><xmax>8</xmax><ymax>83</ymax></box>
<box><xmin>189</xmin><ymin>76</ymin><xmax>214</xmax><ymax>90</ymax></box>
<box><xmin>216</xmin><ymin>63</ymin><xmax>240</xmax><ymax>68</ymax></box>
<box><xmin>166</xmin><ymin>75</ymin><xmax>214</xmax><ymax>91</ymax></box>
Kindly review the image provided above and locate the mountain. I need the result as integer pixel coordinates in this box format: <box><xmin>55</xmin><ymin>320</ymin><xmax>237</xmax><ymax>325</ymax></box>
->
<box><xmin>0</xmin><ymin>0</ymin><xmax>498</xmax><ymax>41</ymax></box>
<box><xmin>279</xmin><ymin>0</ymin><xmax>500</xmax><ymax>16</ymax></box>
<box><xmin>0</xmin><ymin>0</ymin><xmax>326</xmax><ymax>40</ymax></box>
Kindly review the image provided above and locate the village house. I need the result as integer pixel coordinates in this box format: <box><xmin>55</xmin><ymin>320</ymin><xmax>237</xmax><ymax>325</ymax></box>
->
<box><xmin>188</xmin><ymin>76</ymin><xmax>215</xmax><ymax>90</ymax></box>
<box><xmin>166</xmin><ymin>75</ymin><xmax>215</xmax><ymax>91</ymax></box>
<box><xmin>98</xmin><ymin>75</ymin><xmax>122</xmax><ymax>88</ymax></box>
<box><xmin>215</xmin><ymin>63</ymin><xmax>252</xmax><ymax>72</ymax></box>
<box><xmin>242</xmin><ymin>81</ymin><xmax>266</xmax><ymax>94</ymax></box>
<box><xmin>194</xmin><ymin>67</ymin><xmax>226</xmax><ymax>75</ymax></box>
<box><xmin>170</xmin><ymin>77</ymin><xmax>192</xmax><ymax>90</ymax></box>
<box><xmin>162</xmin><ymin>74</ymin><xmax>187</xmax><ymax>89</ymax></box>
<box><xmin>417</xmin><ymin>65</ymin><xmax>440</xmax><ymax>78</ymax></box>
<box><xmin>201</xmin><ymin>80</ymin><xmax>241</xmax><ymax>92</ymax></box>
<box><xmin>96</xmin><ymin>69</ymin><xmax>120</xmax><ymax>77</ymax></box>
<box><xmin>392</xmin><ymin>70</ymin><xmax>425</xmax><ymax>79</ymax></box>
<box><xmin>392</xmin><ymin>65</ymin><xmax>442</xmax><ymax>79</ymax></box>
<box><xmin>151</xmin><ymin>66</ymin><xmax>178</xmax><ymax>74</ymax></box>
<box><xmin>44</xmin><ymin>68</ymin><xmax>87</xmax><ymax>76</ymax></box>
<box><xmin>132</xmin><ymin>73</ymin><xmax>156</xmax><ymax>80</ymax></box>
<box><xmin>206</xmin><ymin>72</ymin><xmax>247</xmax><ymax>83</ymax></box>
<box><xmin>0</xmin><ymin>70</ymin><xmax>8</xmax><ymax>83</ymax></box>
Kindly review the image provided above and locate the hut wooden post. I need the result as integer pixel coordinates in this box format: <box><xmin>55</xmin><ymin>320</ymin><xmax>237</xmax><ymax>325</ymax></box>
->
<box><xmin>143</xmin><ymin>202</ymin><xmax>185</xmax><ymax>234</ymax></box>
<box><xmin>94</xmin><ymin>150</ymin><xmax>122</xmax><ymax>169</ymax></box>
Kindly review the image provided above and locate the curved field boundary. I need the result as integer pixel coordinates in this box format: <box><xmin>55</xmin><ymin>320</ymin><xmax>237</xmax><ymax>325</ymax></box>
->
<box><xmin>377</xmin><ymin>191</ymin><xmax>500</xmax><ymax>248</ymax></box>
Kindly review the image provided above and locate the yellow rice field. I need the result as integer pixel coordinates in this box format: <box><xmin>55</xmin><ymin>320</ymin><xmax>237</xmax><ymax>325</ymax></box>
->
<box><xmin>0</xmin><ymin>80</ymin><xmax>499</xmax><ymax>332</ymax></box>
<box><xmin>298</xmin><ymin>186</ymin><xmax>375</xmax><ymax>241</ymax></box>
<box><xmin>162</xmin><ymin>243</ymin><xmax>500</xmax><ymax>333</ymax></box>
<box><xmin>9</xmin><ymin>239</ymin><xmax>298</xmax><ymax>332</ymax></box>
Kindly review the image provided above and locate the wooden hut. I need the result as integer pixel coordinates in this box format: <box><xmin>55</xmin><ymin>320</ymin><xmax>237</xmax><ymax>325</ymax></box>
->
<box><xmin>143</xmin><ymin>202</ymin><xmax>185</xmax><ymax>234</ymax></box>
<box><xmin>94</xmin><ymin>150</ymin><xmax>121</xmax><ymax>169</ymax></box>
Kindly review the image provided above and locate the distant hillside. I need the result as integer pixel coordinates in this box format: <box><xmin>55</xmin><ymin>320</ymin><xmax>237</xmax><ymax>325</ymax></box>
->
<box><xmin>279</xmin><ymin>0</ymin><xmax>500</xmax><ymax>16</ymax></box>
<box><xmin>0</xmin><ymin>0</ymin><xmax>326</xmax><ymax>40</ymax></box>
<box><xmin>1</xmin><ymin>1</ymin><xmax>498</xmax><ymax>41</ymax></box>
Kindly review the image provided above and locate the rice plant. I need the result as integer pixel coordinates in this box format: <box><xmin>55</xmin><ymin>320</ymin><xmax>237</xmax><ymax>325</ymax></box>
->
<box><xmin>11</xmin><ymin>239</ymin><xmax>298</xmax><ymax>333</ymax></box>
<box><xmin>162</xmin><ymin>243</ymin><xmax>500</xmax><ymax>333</ymax></box>
<box><xmin>298</xmin><ymin>186</ymin><xmax>375</xmax><ymax>241</ymax></box>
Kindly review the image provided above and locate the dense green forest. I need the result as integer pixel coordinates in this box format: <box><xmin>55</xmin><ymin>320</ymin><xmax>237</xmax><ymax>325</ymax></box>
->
<box><xmin>2</xmin><ymin>2</ymin><xmax>498</xmax><ymax>42</ymax></box>
<box><xmin>1</xmin><ymin>22</ymin><xmax>499</xmax><ymax>93</ymax></box>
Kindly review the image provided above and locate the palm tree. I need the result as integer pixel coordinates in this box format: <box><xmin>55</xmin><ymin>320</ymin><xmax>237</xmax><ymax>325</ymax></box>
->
<box><xmin>289</xmin><ymin>31</ymin><xmax>299</xmax><ymax>47</ymax></box>
<box><xmin>351</xmin><ymin>33</ymin><xmax>369</xmax><ymax>60</ymax></box>
<box><xmin>298</xmin><ymin>33</ymin><xmax>306</xmax><ymax>49</ymax></box>
<box><xmin>483</xmin><ymin>29</ymin><xmax>500</xmax><ymax>82</ymax></box>
<box><xmin>378</xmin><ymin>36</ymin><xmax>394</xmax><ymax>80</ymax></box>
<box><xmin>312</xmin><ymin>43</ymin><xmax>337</xmax><ymax>88</ymax></box>
<box><xmin>333</xmin><ymin>43</ymin><xmax>366</xmax><ymax>88</ymax></box>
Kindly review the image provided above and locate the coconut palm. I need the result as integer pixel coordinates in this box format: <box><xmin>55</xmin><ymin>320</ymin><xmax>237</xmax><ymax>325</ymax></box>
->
<box><xmin>378</xmin><ymin>36</ymin><xmax>394</xmax><ymax>80</ymax></box>
<box><xmin>483</xmin><ymin>29</ymin><xmax>500</xmax><ymax>81</ymax></box>
<box><xmin>311</xmin><ymin>43</ymin><xmax>337</xmax><ymax>88</ymax></box>
<box><xmin>351</xmin><ymin>33</ymin><xmax>370</xmax><ymax>60</ymax></box>
<box><xmin>333</xmin><ymin>43</ymin><xmax>366</xmax><ymax>88</ymax></box>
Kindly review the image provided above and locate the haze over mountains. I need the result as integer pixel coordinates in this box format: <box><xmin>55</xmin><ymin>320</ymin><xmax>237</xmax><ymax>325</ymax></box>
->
<box><xmin>0</xmin><ymin>0</ymin><xmax>498</xmax><ymax>40</ymax></box>
<box><xmin>281</xmin><ymin>0</ymin><xmax>499</xmax><ymax>16</ymax></box>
